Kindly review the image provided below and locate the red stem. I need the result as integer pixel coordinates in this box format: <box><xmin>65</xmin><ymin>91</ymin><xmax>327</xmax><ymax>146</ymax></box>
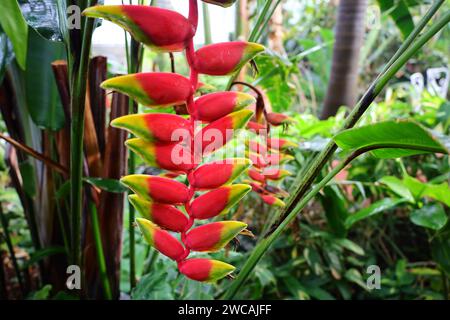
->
<box><xmin>179</xmin><ymin>0</ymin><xmax>199</xmax><ymax>265</ymax></box>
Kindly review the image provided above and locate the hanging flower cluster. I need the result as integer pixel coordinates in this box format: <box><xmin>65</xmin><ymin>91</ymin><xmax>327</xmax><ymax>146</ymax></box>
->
<box><xmin>246</xmin><ymin>137</ymin><xmax>296</xmax><ymax>207</ymax></box>
<box><xmin>83</xmin><ymin>0</ymin><xmax>264</xmax><ymax>282</ymax></box>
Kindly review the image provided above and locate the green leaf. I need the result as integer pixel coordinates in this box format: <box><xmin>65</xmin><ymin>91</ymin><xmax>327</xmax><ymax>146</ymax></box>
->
<box><xmin>19</xmin><ymin>0</ymin><xmax>64</xmax><ymax>41</ymax></box>
<box><xmin>345</xmin><ymin>198</ymin><xmax>406</xmax><ymax>228</ymax></box>
<box><xmin>21</xmin><ymin>246</ymin><xmax>66</xmax><ymax>270</ymax></box>
<box><xmin>320</xmin><ymin>186</ymin><xmax>347</xmax><ymax>237</ymax></box>
<box><xmin>0</xmin><ymin>0</ymin><xmax>28</xmax><ymax>70</ymax></box>
<box><xmin>27</xmin><ymin>284</ymin><xmax>52</xmax><ymax>300</ymax></box>
<box><xmin>335</xmin><ymin>238</ymin><xmax>365</xmax><ymax>256</ymax></box>
<box><xmin>25</xmin><ymin>27</ymin><xmax>65</xmax><ymax>130</ymax></box>
<box><xmin>377</xmin><ymin>0</ymin><xmax>415</xmax><ymax>39</ymax></box>
<box><xmin>334</xmin><ymin>120</ymin><xmax>449</xmax><ymax>159</ymax></box>
<box><xmin>432</xmin><ymin>226</ymin><xmax>450</xmax><ymax>275</ymax></box>
<box><xmin>0</xmin><ymin>27</ymin><xmax>15</xmax><ymax>83</ymax></box>
<box><xmin>403</xmin><ymin>176</ymin><xmax>450</xmax><ymax>207</ymax></box>
<box><xmin>410</xmin><ymin>204</ymin><xmax>448</xmax><ymax>230</ymax></box>
<box><xmin>344</xmin><ymin>268</ymin><xmax>367</xmax><ymax>290</ymax></box>
<box><xmin>84</xmin><ymin>177</ymin><xmax>128</xmax><ymax>193</ymax></box>
<box><xmin>379</xmin><ymin>176</ymin><xmax>415</xmax><ymax>203</ymax></box>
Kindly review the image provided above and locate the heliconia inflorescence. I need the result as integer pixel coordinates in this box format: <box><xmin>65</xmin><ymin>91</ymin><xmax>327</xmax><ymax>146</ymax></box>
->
<box><xmin>83</xmin><ymin>0</ymin><xmax>264</xmax><ymax>282</ymax></box>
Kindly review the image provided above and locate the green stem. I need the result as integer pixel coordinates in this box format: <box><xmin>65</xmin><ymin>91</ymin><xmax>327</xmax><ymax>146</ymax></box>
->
<box><xmin>273</xmin><ymin>8</ymin><xmax>450</xmax><ymax>232</ymax></box>
<box><xmin>254</xmin><ymin>0</ymin><xmax>282</xmax><ymax>42</ymax></box>
<box><xmin>202</xmin><ymin>2</ymin><xmax>212</xmax><ymax>45</ymax></box>
<box><xmin>70</xmin><ymin>0</ymin><xmax>97</xmax><ymax>269</ymax></box>
<box><xmin>89</xmin><ymin>201</ymin><xmax>112</xmax><ymax>300</ymax></box>
<box><xmin>223</xmin><ymin>10</ymin><xmax>450</xmax><ymax>299</ymax></box>
<box><xmin>226</xmin><ymin>0</ymin><xmax>275</xmax><ymax>89</ymax></box>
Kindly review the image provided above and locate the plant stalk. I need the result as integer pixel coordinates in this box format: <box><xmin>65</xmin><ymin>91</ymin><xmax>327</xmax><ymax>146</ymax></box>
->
<box><xmin>88</xmin><ymin>201</ymin><xmax>112</xmax><ymax>300</ymax></box>
<box><xmin>70</xmin><ymin>0</ymin><xmax>98</xmax><ymax>269</ymax></box>
<box><xmin>202</xmin><ymin>2</ymin><xmax>212</xmax><ymax>44</ymax></box>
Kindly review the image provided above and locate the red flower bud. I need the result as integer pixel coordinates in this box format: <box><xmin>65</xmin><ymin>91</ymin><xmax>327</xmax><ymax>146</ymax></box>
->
<box><xmin>101</xmin><ymin>72</ymin><xmax>192</xmax><ymax>107</ymax></box>
<box><xmin>111</xmin><ymin>113</ymin><xmax>191</xmax><ymax>143</ymax></box>
<box><xmin>266</xmin><ymin>112</ymin><xmax>294</xmax><ymax>126</ymax></box>
<box><xmin>194</xmin><ymin>92</ymin><xmax>255</xmax><ymax>122</ymax></box>
<box><xmin>121</xmin><ymin>175</ymin><xmax>190</xmax><ymax>204</ymax></box>
<box><xmin>184</xmin><ymin>221</ymin><xmax>247</xmax><ymax>252</ymax></box>
<box><xmin>136</xmin><ymin>218</ymin><xmax>185</xmax><ymax>261</ymax></box>
<box><xmin>259</xmin><ymin>194</ymin><xmax>286</xmax><ymax>207</ymax></box>
<box><xmin>126</xmin><ymin>138</ymin><xmax>195</xmax><ymax>172</ymax></box>
<box><xmin>194</xmin><ymin>42</ymin><xmax>264</xmax><ymax>76</ymax></box>
<box><xmin>190</xmin><ymin>158</ymin><xmax>251</xmax><ymax>189</ymax></box>
<box><xmin>83</xmin><ymin>5</ymin><xmax>195</xmax><ymax>52</ymax></box>
<box><xmin>129</xmin><ymin>195</ymin><xmax>188</xmax><ymax>232</ymax></box>
<box><xmin>190</xmin><ymin>184</ymin><xmax>251</xmax><ymax>220</ymax></box>
<box><xmin>178</xmin><ymin>258</ymin><xmax>235</xmax><ymax>282</ymax></box>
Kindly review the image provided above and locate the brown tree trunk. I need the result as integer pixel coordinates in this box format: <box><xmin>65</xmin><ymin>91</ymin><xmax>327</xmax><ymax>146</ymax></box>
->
<box><xmin>321</xmin><ymin>0</ymin><xmax>368</xmax><ymax>119</ymax></box>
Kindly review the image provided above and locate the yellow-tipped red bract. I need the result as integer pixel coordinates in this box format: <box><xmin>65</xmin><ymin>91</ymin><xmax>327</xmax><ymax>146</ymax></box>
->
<box><xmin>190</xmin><ymin>184</ymin><xmax>251</xmax><ymax>220</ymax></box>
<box><xmin>129</xmin><ymin>195</ymin><xmax>188</xmax><ymax>233</ymax></box>
<box><xmin>196</xmin><ymin>109</ymin><xmax>254</xmax><ymax>155</ymax></box>
<box><xmin>101</xmin><ymin>72</ymin><xmax>192</xmax><ymax>107</ymax></box>
<box><xmin>111</xmin><ymin>113</ymin><xmax>191</xmax><ymax>143</ymax></box>
<box><xmin>185</xmin><ymin>221</ymin><xmax>247</xmax><ymax>252</ymax></box>
<box><xmin>263</xmin><ymin>169</ymin><xmax>292</xmax><ymax>181</ymax></box>
<box><xmin>189</xmin><ymin>158</ymin><xmax>251</xmax><ymax>189</ymax></box>
<box><xmin>194</xmin><ymin>92</ymin><xmax>256</xmax><ymax>122</ymax></box>
<box><xmin>201</xmin><ymin>0</ymin><xmax>237</xmax><ymax>8</ymax></box>
<box><xmin>121</xmin><ymin>174</ymin><xmax>190</xmax><ymax>204</ymax></box>
<box><xmin>260</xmin><ymin>194</ymin><xmax>286</xmax><ymax>207</ymax></box>
<box><xmin>194</xmin><ymin>42</ymin><xmax>265</xmax><ymax>76</ymax></box>
<box><xmin>136</xmin><ymin>218</ymin><xmax>185</xmax><ymax>261</ymax></box>
<box><xmin>83</xmin><ymin>5</ymin><xmax>195</xmax><ymax>52</ymax></box>
<box><xmin>178</xmin><ymin>258</ymin><xmax>235</xmax><ymax>282</ymax></box>
<box><xmin>125</xmin><ymin>138</ymin><xmax>194</xmax><ymax>172</ymax></box>
<box><xmin>266</xmin><ymin>112</ymin><xmax>295</xmax><ymax>126</ymax></box>
<box><xmin>267</xmin><ymin>138</ymin><xmax>297</xmax><ymax>151</ymax></box>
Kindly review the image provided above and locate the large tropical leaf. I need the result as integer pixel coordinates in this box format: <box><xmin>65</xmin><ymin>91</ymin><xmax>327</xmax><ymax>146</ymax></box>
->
<box><xmin>0</xmin><ymin>0</ymin><xmax>28</xmax><ymax>69</ymax></box>
<box><xmin>377</xmin><ymin>0</ymin><xmax>415</xmax><ymax>39</ymax></box>
<box><xmin>0</xmin><ymin>27</ymin><xmax>15</xmax><ymax>83</ymax></box>
<box><xmin>25</xmin><ymin>27</ymin><xmax>66</xmax><ymax>130</ymax></box>
<box><xmin>345</xmin><ymin>198</ymin><xmax>407</xmax><ymax>228</ymax></box>
<box><xmin>334</xmin><ymin>120</ymin><xmax>449</xmax><ymax>159</ymax></box>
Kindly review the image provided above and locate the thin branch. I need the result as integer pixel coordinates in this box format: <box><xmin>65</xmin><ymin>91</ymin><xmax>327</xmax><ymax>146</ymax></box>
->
<box><xmin>0</xmin><ymin>133</ymin><xmax>68</xmax><ymax>175</ymax></box>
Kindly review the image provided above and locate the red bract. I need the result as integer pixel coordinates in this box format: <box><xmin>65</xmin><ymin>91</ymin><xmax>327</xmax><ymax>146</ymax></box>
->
<box><xmin>87</xmin><ymin>0</ymin><xmax>265</xmax><ymax>282</ymax></box>
<box><xmin>266</xmin><ymin>112</ymin><xmax>294</xmax><ymax>126</ymax></box>
<box><xmin>126</xmin><ymin>138</ymin><xmax>195</xmax><ymax>172</ymax></box>
<box><xmin>189</xmin><ymin>184</ymin><xmax>251</xmax><ymax>219</ymax></box>
<box><xmin>178</xmin><ymin>258</ymin><xmax>235</xmax><ymax>282</ymax></box>
<box><xmin>111</xmin><ymin>113</ymin><xmax>191</xmax><ymax>143</ymax></box>
<box><xmin>194</xmin><ymin>42</ymin><xmax>265</xmax><ymax>76</ymax></box>
<box><xmin>136</xmin><ymin>218</ymin><xmax>186</xmax><ymax>261</ymax></box>
<box><xmin>194</xmin><ymin>92</ymin><xmax>255</xmax><ymax>122</ymax></box>
<box><xmin>196</xmin><ymin>109</ymin><xmax>253</xmax><ymax>156</ymax></box>
<box><xmin>189</xmin><ymin>159</ymin><xmax>251</xmax><ymax>189</ymax></box>
<box><xmin>121</xmin><ymin>175</ymin><xmax>190</xmax><ymax>204</ymax></box>
<box><xmin>129</xmin><ymin>195</ymin><xmax>189</xmax><ymax>232</ymax></box>
<box><xmin>101</xmin><ymin>72</ymin><xmax>192</xmax><ymax>107</ymax></box>
<box><xmin>83</xmin><ymin>5</ymin><xmax>195</xmax><ymax>52</ymax></box>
